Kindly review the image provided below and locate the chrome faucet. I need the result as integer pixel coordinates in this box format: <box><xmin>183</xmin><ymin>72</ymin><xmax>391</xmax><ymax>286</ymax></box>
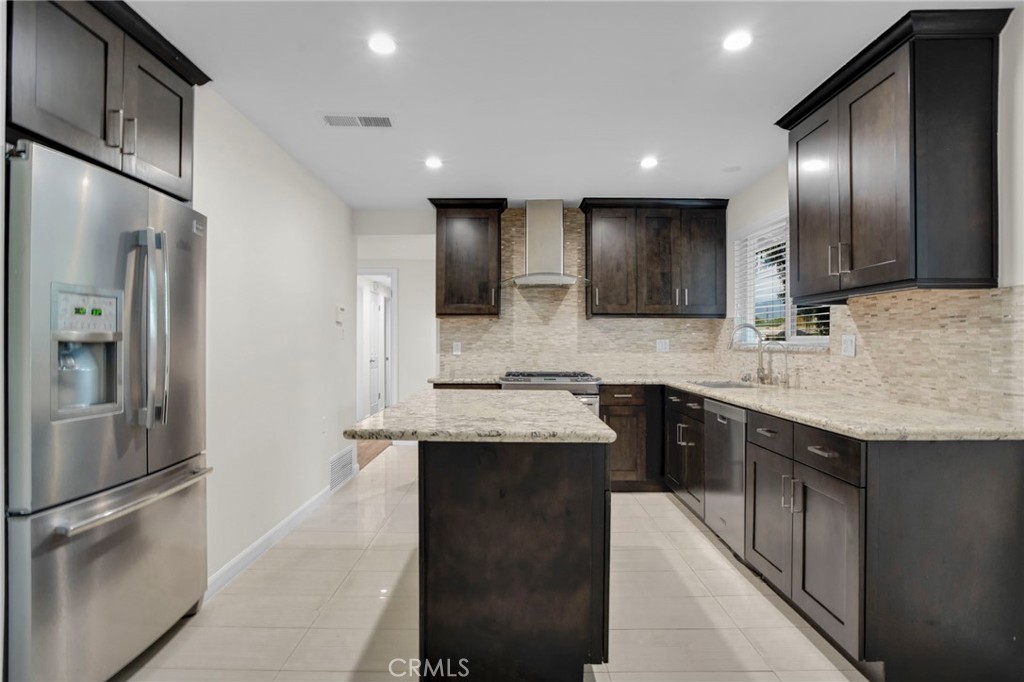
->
<box><xmin>729</xmin><ymin>323</ymin><xmax>767</xmax><ymax>384</ymax></box>
<box><xmin>763</xmin><ymin>340</ymin><xmax>790</xmax><ymax>387</ymax></box>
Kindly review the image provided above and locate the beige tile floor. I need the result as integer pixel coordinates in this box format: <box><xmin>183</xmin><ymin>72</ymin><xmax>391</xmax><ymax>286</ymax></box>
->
<box><xmin>117</xmin><ymin>445</ymin><xmax>868</xmax><ymax>682</ymax></box>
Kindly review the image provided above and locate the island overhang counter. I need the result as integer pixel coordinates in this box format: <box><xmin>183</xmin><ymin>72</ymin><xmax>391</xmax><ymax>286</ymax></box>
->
<box><xmin>344</xmin><ymin>390</ymin><xmax>617</xmax><ymax>682</ymax></box>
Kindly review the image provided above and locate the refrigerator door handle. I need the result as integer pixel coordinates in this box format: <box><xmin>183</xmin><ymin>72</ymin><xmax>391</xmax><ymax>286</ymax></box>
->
<box><xmin>134</xmin><ymin>228</ymin><xmax>159</xmax><ymax>429</ymax></box>
<box><xmin>157</xmin><ymin>231</ymin><xmax>171</xmax><ymax>424</ymax></box>
<box><xmin>53</xmin><ymin>467</ymin><xmax>213</xmax><ymax>538</ymax></box>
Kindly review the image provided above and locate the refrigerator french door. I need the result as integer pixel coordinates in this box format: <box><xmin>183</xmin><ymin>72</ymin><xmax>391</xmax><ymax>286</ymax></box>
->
<box><xmin>6</xmin><ymin>141</ymin><xmax>209</xmax><ymax>682</ymax></box>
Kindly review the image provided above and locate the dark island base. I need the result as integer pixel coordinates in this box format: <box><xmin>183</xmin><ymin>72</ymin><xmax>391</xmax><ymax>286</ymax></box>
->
<box><xmin>418</xmin><ymin>441</ymin><xmax>610</xmax><ymax>682</ymax></box>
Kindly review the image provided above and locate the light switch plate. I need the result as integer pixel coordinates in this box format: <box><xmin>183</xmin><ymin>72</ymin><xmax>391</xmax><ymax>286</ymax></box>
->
<box><xmin>452</xmin><ymin>342</ymin><xmax>462</xmax><ymax>356</ymax></box>
<box><xmin>841</xmin><ymin>334</ymin><xmax>856</xmax><ymax>357</ymax></box>
<box><xmin>656</xmin><ymin>339</ymin><xmax>670</xmax><ymax>353</ymax></box>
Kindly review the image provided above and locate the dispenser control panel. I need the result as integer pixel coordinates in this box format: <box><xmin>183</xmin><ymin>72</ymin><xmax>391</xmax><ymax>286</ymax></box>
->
<box><xmin>57</xmin><ymin>293</ymin><xmax>117</xmax><ymax>332</ymax></box>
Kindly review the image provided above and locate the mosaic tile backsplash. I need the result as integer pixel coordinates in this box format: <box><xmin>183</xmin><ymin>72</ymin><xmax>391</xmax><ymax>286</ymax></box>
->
<box><xmin>438</xmin><ymin>208</ymin><xmax>1024</xmax><ymax>421</ymax></box>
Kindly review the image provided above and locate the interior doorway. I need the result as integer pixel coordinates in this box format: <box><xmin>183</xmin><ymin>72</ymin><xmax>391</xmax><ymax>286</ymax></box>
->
<box><xmin>356</xmin><ymin>269</ymin><xmax>398</xmax><ymax>420</ymax></box>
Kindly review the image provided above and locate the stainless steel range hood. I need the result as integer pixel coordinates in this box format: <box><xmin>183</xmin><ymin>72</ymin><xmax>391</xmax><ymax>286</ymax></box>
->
<box><xmin>510</xmin><ymin>199</ymin><xmax>578</xmax><ymax>287</ymax></box>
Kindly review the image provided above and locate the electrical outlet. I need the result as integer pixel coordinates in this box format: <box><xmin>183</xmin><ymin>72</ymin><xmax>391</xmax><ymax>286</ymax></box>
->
<box><xmin>841</xmin><ymin>334</ymin><xmax>857</xmax><ymax>357</ymax></box>
<box><xmin>656</xmin><ymin>339</ymin><xmax>670</xmax><ymax>353</ymax></box>
<box><xmin>452</xmin><ymin>342</ymin><xmax>462</xmax><ymax>356</ymax></box>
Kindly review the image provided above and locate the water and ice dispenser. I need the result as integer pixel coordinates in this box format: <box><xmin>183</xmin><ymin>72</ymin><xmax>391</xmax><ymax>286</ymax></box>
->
<box><xmin>52</xmin><ymin>286</ymin><xmax>123</xmax><ymax>417</ymax></box>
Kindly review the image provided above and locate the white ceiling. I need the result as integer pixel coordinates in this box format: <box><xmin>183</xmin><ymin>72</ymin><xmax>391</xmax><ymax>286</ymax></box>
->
<box><xmin>131</xmin><ymin>1</ymin><xmax>1012</xmax><ymax>210</ymax></box>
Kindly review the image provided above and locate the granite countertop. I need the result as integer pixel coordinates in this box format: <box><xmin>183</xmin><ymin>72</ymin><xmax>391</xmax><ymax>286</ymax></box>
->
<box><xmin>426</xmin><ymin>374</ymin><xmax>1023</xmax><ymax>441</ymax></box>
<box><xmin>343</xmin><ymin>389</ymin><xmax>617</xmax><ymax>443</ymax></box>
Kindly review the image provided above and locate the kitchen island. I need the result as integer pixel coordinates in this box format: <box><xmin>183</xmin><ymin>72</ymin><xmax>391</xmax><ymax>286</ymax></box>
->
<box><xmin>344</xmin><ymin>390</ymin><xmax>616</xmax><ymax>682</ymax></box>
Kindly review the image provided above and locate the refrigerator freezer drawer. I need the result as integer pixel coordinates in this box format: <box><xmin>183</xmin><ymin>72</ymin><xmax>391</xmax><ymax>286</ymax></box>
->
<box><xmin>6</xmin><ymin>456</ymin><xmax>208</xmax><ymax>682</ymax></box>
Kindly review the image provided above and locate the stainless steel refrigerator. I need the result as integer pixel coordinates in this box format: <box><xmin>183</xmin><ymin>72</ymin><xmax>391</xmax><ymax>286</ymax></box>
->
<box><xmin>5</xmin><ymin>141</ymin><xmax>210</xmax><ymax>682</ymax></box>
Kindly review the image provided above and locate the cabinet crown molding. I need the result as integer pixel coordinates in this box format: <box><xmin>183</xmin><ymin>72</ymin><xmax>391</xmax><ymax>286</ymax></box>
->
<box><xmin>776</xmin><ymin>8</ymin><xmax>1012</xmax><ymax>130</ymax></box>
<box><xmin>429</xmin><ymin>198</ymin><xmax>508</xmax><ymax>210</ymax></box>
<box><xmin>579</xmin><ymin>198</ymin><xmax>728</xmax><ymax>213</ymax></box>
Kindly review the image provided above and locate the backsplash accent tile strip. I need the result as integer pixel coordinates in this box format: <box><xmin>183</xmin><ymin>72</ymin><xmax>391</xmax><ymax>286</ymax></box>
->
<box><xmin>438</xmin><ymin>208</ymin><xmax>1023</xmax><ymax>421</ymax></box>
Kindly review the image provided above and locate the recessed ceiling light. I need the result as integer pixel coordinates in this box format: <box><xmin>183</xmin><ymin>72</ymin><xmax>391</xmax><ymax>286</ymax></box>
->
<box><xmin>640</xmin><ymin>156</ymin><xmax>658</xmax><ymax>169</ymax></box>
<box><xmin>721</xmin><ymin>165</ymin><xmax>742</xmax><ymax>173</ymax></box>
<box><xmin>723</xmin><ymin>30</ymin><xmax>752</xmax><ymax>51</ymax></box>
<box><xmin>368</xmin><ymin>33</ymin><xmax>396</xmax><ymax>55</ymax></box>
<box><xmin>425</xmin><ymin>156</ymin><xmax>443</xmax><ymax>169</ymax></box>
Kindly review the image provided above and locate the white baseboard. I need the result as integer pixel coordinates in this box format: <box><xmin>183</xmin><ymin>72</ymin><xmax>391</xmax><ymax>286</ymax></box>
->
<box><xmin>204</xmin><ymin>486</ymin><xmax>330</xmax><ymax>601</ymax></box>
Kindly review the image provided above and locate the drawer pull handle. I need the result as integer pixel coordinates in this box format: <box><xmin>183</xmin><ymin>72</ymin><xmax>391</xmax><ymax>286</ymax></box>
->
<box><xmin>807</xmin><ymin>445</ymin><xmax>840</xmax><ymax>459</ymax></box>
<box><xmin>613</xmin><ymin>393</ymin><xmax>633</xmax><ymax>398</ymax></box>
<box><xmin>668</xmin><ymin>396</ymin><xmax>681</xmax><ymax>402</ymax></box>
<box><xmin>756</xmin><ymin>427</ymin><xmax>777</xmax><ymax>438</ymax></box>
<box><xmin>686</xmin><ymin>402</ymin><xmax>702</xmax><ymax>410</ymax></box>
<box><xmin>781</xmin><ymin>474</ymin><xmax>792</xmax><ymax>509</ymax></box>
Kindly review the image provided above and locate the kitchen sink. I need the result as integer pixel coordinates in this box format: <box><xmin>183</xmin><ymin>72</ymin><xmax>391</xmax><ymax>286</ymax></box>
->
<box><xmin>692</xmin><ymin>380</ymin><xmax>757</xmax><ymax>389</ymax></box>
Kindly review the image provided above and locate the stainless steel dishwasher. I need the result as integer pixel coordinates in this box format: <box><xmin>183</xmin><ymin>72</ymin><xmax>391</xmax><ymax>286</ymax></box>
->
<box><xmin>704</xmin><ymin>400</ymin><xmax>747</xmax><ymax>555</ymax></box>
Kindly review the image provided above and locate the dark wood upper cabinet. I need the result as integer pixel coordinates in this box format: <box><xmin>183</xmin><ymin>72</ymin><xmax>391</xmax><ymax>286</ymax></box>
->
<box><xmin>678</xmin><ymin>209</ymin><xmax>726</xmax><ymax>316</ymax></box>
<box><xmin>778</xmin><ymin>9</ymin><xmax>1010</xmax><ymax>305</ymax></box>
<box><xmin>581</xmin><ymin>199</ymin><xmax>727</xmax><ymax>318</ymax></box>
<box><xmin>9</xmin><ymin>1</ymin><xmax>208</xmax><ymax>201</ymax></box>
<box><xmin>837</xmin><ymin>47</ymin><xmax>912</xmax><ymax>291</ymax></box>
<box><xmin>636</xmin><ymin>209</ymin><xmax>680</xmax><ymax>314</ymax></box>
<box><xmin>589</xmin><ymin>208</ymin><xmax>637</xmax><ymax>314</ymax></box>
<box><xmin>122</xmin><ymin>38</ymin><xmax>194</xmax><ymax>200</ymax></box>
<box><xmin>789</xmin><ymin>101</ymin><xmax>841</xmax><ymax>299</ymax></box>
<box><xmin>9</xmin><ymin>1</ymin><xmax>125</xmax><ymax>170</ymax></box>
<box><xmin>431</xmin><ymin>199</ymin><xmax>506</xmax><ymax>316</ymax></box>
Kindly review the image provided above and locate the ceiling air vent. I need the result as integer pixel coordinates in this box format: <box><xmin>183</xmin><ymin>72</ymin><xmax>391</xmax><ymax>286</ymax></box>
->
<box><xmin>323</xmin><ymin>114</ymin><xmax>393</xmax><ymax>128</ymax></box>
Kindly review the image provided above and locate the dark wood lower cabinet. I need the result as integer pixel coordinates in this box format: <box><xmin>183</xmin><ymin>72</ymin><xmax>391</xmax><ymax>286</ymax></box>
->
<box><xmin>791</xmin><ymin>462</ymin><xmax>863</xmax><ymax>659</ymax></box>
<box><xmin>419</xmin><ymin>441</ymin><xmax>609</xmax><ymax>680</ymax></box>
<box><xmin>601</xmin><ymin>405</ymin><xmax>645</xmax><ymax>482</ymax></box>
<box><xmin>680</xmin><ymin>416</ymin><xmax>704</xmax><ymax>517</ymax></box>
<box><xmin>744</xmin><ymin>444</ymin><xmax>794</xmax><ymax>595</ymax></box>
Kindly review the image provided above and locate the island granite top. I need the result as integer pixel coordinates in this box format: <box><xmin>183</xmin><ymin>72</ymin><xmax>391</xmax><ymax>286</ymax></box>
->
<box><xmin>343</xmin><ymin>389</ymin><xmax>617</xmax><ymax>443</ymax></box>
<box><xmin>426</xmin><ymin>374</ymin><xmax>1024</xmax><ymax>441</ymax></box>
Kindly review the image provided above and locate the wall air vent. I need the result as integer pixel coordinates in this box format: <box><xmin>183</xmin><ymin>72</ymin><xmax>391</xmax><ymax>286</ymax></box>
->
<box><xmin>330</xmin><ymin>447</ymin><xmax>355</xmax><ymax>491</ymax></box>
<box><xmin>323</xmin><ymin>114</ymin><xmax>393</xmax><ymax>128</ymax></box>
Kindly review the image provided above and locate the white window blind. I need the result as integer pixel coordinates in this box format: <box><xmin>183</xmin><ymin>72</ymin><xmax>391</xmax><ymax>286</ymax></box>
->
<box><xmin>734</xmin><ymin>219</ymin><xmax>829</xmax><ymax>344</ymax></box>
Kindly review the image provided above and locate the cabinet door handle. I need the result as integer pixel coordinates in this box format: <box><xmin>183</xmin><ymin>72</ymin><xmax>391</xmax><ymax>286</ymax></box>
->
<box><xmin>595</xmin><ymin>286</ymin><xmax>599</xmax><ymax>307</ymax></box>
<box><xmin>792</xmin><ymin>479</ymin><xmax>803</xmax><ymax>513</ymax></box>
<box><xmin>756</xmin><ymin>427</ymin><xmax>777</xmax><ymax>438</ymax></box>
<box><xmin>686</xmin><ymin>402</ymin><xmax>702</xmax><ymax>410</ymax></box>
<box><xmin>602</xmin><ymin>415</ymin><xmax>607</xmax><ymax>423</ymax></box>
<box><xmin>828</xmin><ymin>244</ymin><xmax>839</xmax><ymax>276</ymax></box>
<box><xmin>613</xmin><ymin>393</ymin><xmax>632</xmax><ymax>398</ymax></box>
<box><xmin>781</xmin><ymin>474</ymin><xmax>792</xmax><ymax>509</ymax></box>
<box><xmin>106</xmin><ymin>109</ymin><xmax>123</xmax><ymax>147</ymax></box>
<box><xmin>807</xmin><ymin>445</ymin><xmax>840</xmax><ymax>459</ymax></box>
<box><xmin>838</xmin><ymin>242</ymin><xmax>851</xmax><ymax>274</ymax></box>
<box><xmin>123</xmin><ymin>118</ymin><xmax>138</xmax><ymax>156</ymax></box>
<box><xmin>676</xmin><ymin>423</ymin><xmax>682</xmax><ymax>445</ymax></box>
<box><xmin>675</xmin><ymin>288</ymin><xmax>680</xmax><ymax>306</ymax></box>
<box><xmin>684</xmin><ymin>288</ymin><xmax>689</xmax><ymax>306</ymax></box>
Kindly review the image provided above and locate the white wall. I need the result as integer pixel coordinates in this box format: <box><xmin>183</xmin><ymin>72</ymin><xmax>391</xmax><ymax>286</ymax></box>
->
<box><xmin>999</xmin><ymin>6</ymin><xmax>1024</xmax><ymax>286</ymax></box>
<box><xmin>356</xmin><ymin>229</ymin><xmax>437</xmax><ymax>401</ymax></box>
<box><xmin>724</xmin><ymin>162</ymin><xmax>788</xmax><ymax>315</ymax></box>
<box><xmin>192</xmin><ymin>88</ymin><xmax>356</xmax><ymax>575</ymax></box>
<box><xmin>354</xmin><ymin>209</ymin><xmax>436</xmax><ymax>235</ymax></box>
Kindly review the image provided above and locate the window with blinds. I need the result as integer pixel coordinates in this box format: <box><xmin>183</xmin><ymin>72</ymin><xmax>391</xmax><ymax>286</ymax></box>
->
<box><xmin>734</xmin><ymin>219</ymin><xmax>829</xmax><ymax>344</ymax></box>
